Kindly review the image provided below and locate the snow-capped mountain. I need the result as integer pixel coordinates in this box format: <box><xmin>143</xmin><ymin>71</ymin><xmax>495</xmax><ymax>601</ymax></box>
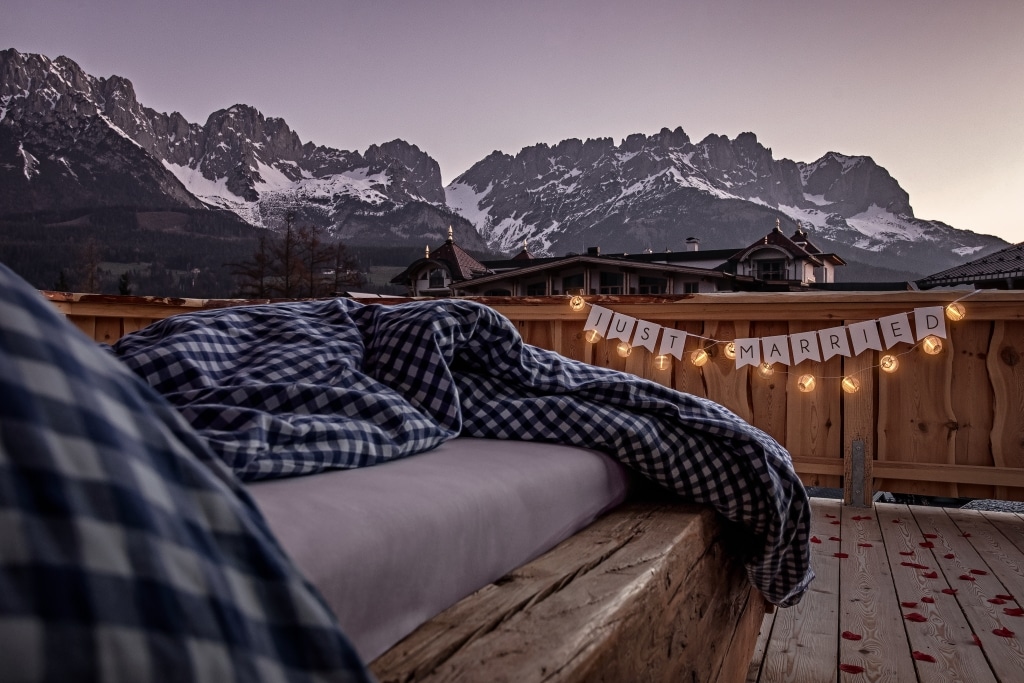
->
<box><xmin>446</xmin><ymin>128</ymin><xmax>1007</xmax><ymax>277</ymax></box>
<box><xmin>1</xmin><ymin>47</ymin><xmax>1009</xmax><ymax>282</ymax></box>
<box><xmin>0</xmin><ymin>48</ymin><xmax>483</xmax><ymax>249</ymax></box>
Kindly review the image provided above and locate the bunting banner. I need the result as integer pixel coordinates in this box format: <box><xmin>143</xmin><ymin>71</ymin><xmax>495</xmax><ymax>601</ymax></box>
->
<box><xmin>582</xmin><ymin>305</ymin><xmax>950</xmax><ymax>370</ymax></box>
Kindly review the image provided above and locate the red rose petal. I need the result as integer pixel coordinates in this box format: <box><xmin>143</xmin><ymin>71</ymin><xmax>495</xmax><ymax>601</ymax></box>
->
<box><xmin>1004</xmin><ymin>608</ymin><xmax>1024</xmax><ymax>617</ymax></box>
<box><xmin>904</xmin><ymin>612</ymin><xmax>928</xmax><ymax>622</ymax></box>
<box><xmin>922</xmin><ymin>596</ymin><xmax>935</xmax><ymax>603</ymax></box>
<box><xmin>810</xmin><ymin>536</ymin><xmax>822</xmax><ymax>544</ymax></box>
<box><xmin>962</xmin><ymin>532</ymin><xmax>972</xmax><ymax>537</ymax></box>
<box><xmin>852</xmin><ymin>515</ymin><xmax>873</xmax><ymax>521</ymax></box>
<box><xmin>840</xmin><ymin>664</ymin><xmax>865</xmax><ymax>674</ymax></box>
<box><xmin>944</xmin><ymin>553</ymin><xmax>955</xmax><ymax>559</ymax></box>
<box><xmin>899</xmin><ymin>551</ymin><xmax>915</xmax><ymax>556</ymax></box>
<box><xmin>825</xmin><ymin>513</ymin><xmax>836</xmax><ymax>518</ymax></box>
<box><xmin>993</xmin><ymin>628</ymin><xmax>1015</xmax><ymax>638</ymax></box>
<box><xmin>989</xmin><ymin>598</ymin><xmax>1007</xmax><ymax>605</ymax></box>
<box><xmin>959</xmin><ymin>574</ymin><xmax>977</xmax><ymax>582</ymax></box>
<box><xmin>892</xmin><ymin>518</ymin><xmax>902</xmax><ymax>523</ymax></box>
<box><xmin>901</xmin><ymin>562</ymin><xmax>929</xmax><ymax>569</ymax></box>
<box><xmin>920</xmin><ymin>542</ymin><xmax>935</xmax><ymax>548</ymax></box>
<box><xmin>858</xmin><ymin>542</ymin><xmax>873</xmax><ymax>548</ymax></box>
<box><xmin>912</xmin><ymin>651</ymin><xmax>937</xmax><ymax>663</ymax></box>
<box><xmin>901</xmin><ymin>601</ymin><xmax>918</xmax><ymax>608</ymax></box>
<box><xmin>829</xmin><ymin>536</ymin><xmax>842</xmax><ymax>541</ymax></box>
<box><xmin>970</xmin><ymin>569</ymin><xmax>988</xmax><ymax>575</ymax></box>
<box><xmin>942</xmin><ymin>588</ymin><xmax>958</xmax><ymax>595</ymax></box>
<box><xmin>834</xmin><ymin>552</ymin><xmax>849</xmax><ymax>558</ymax></box>
<box><xmin>997</xmin><ymin>594</ymin><xmax>1014</xmax><ymax>600</ymax></box>
<box><xmin>973</xmin><ymin>634</ymin><xmax>983</xmax><ymax>647</ymax></box>
<box><xmin>924</xmin><ymin>533</ymin><xmax>938</xmax><ymax>539</ymax></box>
<box><xmin>923</xmin><ymin>571</ymin><xmax>939</xmax><ymax>579</ymax></box>
<box><xmin>841</xmin><ymin>631</ymin><xmax>863</xmax><ymax>641</ymax></box>
<box><xmin>831</xmin><ymin>520</ymin><xmax>842</xmax><ymax>525</ymax></box>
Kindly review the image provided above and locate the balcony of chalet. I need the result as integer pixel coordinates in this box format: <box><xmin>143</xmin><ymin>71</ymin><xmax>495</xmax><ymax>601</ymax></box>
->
<box><xmin>47</xmin><ymin>288</ymin><xmax>1024</xmax><ymax>682</ymax></box>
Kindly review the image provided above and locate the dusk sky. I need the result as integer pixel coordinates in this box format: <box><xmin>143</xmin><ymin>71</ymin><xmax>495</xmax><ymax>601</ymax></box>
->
<box><xmin>4</xmin><ymin>0</ymin><xmax>1023</xmax><ymax>243</ymax></box>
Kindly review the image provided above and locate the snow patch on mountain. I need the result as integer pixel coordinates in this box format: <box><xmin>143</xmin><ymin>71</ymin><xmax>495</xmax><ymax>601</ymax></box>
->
<box><xmin>446</xmin><ymin>181</ymin><xmax>494</xmax><ymax>229</ymax></box>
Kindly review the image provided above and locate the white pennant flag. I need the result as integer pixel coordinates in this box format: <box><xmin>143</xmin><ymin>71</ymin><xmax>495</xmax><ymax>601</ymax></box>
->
<box><xmin>658</xmin><ymin>328</ymin><xmax>688</xmax><ymax>360</ymax></box>
<box><xmin>818</xmin><ymin>326</ymin><xmax>852</xmax><ymax>360</ymax></box>
<box><xmin>879</xmin><ymin>312</ymin><xmax>913</xmax><ymax>349</ymax></box>
<box><xmin>606</xmin><ymin>312</ymin><xmax>637</xmax><ymax>342</ymax></box>
<box><xmin>583</xmin><ymin>305</ymin><xmax>613</xmax><ymax>336</ymax></box>
<box><xmin>762</xmin><ymin>335</ymin><xmax>792</xmax><ymax>365</ymax></box>
<box><xmin>632</xmin><ymin>320</ymin><xmax>661</xmax><ymax>352</ymax></box>
<box><xmin>848</xmin><ymin>320</ymin><xmax>884</xmax><ymax>356</ymax></box>
<box><xmin>790</xmin><ymin>331</ymin><xmax>821</xmax><ymax>365</ymax></box>
<box><xmin>734</xmin><ymin>337</ymin><xmax>761</xmax><ymax>369</ymax></box>
<box><xmin>914</xmin><ymin>306</ymin><xmax>947</xmax><ymax>340</ymax></box>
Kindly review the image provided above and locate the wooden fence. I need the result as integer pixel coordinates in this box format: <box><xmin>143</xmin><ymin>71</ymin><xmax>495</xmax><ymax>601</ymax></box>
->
<box><xmin>46</xmin><ymin>289</ymin><xmax>1024</xmax><ymax>505</ymax></box>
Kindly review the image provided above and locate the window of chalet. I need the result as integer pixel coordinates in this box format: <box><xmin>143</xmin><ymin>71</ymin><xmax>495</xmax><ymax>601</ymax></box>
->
<box><xmin>561</xmin><ymin>273</ymin><xmax>584</xmax><ymax>294</ymax></box>
<box><xmin>525</xmin><ymin>282</ymin><xmax>547</xmax><ymax>296</ymax></box>
<box><xmin>755</xmin><ymin>260</ymin><xmax>787</xmax><ymax>280</ymax></box>
<box><xmin>599</xmin><ymin>272</ymin><xmax>623</xmax><ymax>294</ymax></box>
<box><xmin>428</xmin><ymin>269</ymin><xmax>447</xmax><ymax>288</ymax></box>
<box><xmin>483</xmin><ymin>288</ymin><xmax>511</xmax><ymax>296</ymax></box>
<box><xmin>682</xmin><ymin>282</ymin><xmax>700</xmax><ymax>294</ymax></box>
<box><xmin>638</xmin><ymin>276</ymin><xmax>667</xmax><ymax>294</ymax></box>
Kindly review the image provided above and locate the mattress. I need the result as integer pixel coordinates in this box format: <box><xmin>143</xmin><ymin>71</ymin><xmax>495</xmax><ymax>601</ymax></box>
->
<box><xmin>247</xmin><ymin>437</ymin><xmax>632</xmax><ymax>660</ymax></box>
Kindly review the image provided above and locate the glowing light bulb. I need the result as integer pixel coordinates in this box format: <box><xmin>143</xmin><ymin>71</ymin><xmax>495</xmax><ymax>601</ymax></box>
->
<box><xmin>569</xmin><ymin>294</ymin><xmax>586</xmax><ymax>311</ymax></box>
<box><xmin>879</xmin><ymin>354</ymin><xmax>899</xmax><ymax>373</ymax></box>
<box><xmin>922</xmin><ymin>335</ymin><xmax>943</xmax><ymax>355</ymax></box>
<box><xmin>654</xmin><ymin>354</ymin><xmax>671</xmax><ymax>371</ymax></box>
<box><xmin>757</xmin><ymin>362</ymin><xmax>774</xmax><ymax>379</ymax></box>
<box><xmin>585</xmin><ymin>329</ymin><xmax>603</xmax><ymax>344</ymax></box>
<box><xmin>616</xmin><ymin>341</ymin><xmax>632</xmax><ymax>358</ymax></box>
<box><xmin>945</xmin><ymin>302</ymin><xmax>966</xmax><ymax>321</ymax></box>
<box><xmin>691</xmin><ymin>348</ymin><xmax>710</xmax><ymax>367</ymax></box>
<box><xmin>841</xmin><ymin>376</ymin><xmax>861</xmax><ymax>394</ymax></box>
<box><xmin>797</xmin><ymin>374</ymin><xmax>816</xmax><ymax>393</ymax></box>
<box><xmin>723</xmin><ymin>342</ymin><xmax>736</xmax><ymax>360</ymax></box>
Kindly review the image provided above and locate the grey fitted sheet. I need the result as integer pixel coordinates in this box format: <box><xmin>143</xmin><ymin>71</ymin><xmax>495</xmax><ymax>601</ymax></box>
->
<box><xmin>247</xmin><ymin>437</ymin><xmax>631</xmax><ymax>660</ymax></box>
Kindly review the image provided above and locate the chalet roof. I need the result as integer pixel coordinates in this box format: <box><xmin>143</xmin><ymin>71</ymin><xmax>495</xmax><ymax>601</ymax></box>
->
<box><xmin>389</xmin><ymin>227</ymin><xmax>491</xmax><ymax>286</ymax></box>
<box><xmin>917</xmin><ymin>241</ymin><xmax>1024</xmax><ymax>287</ymax></box>
<box><xmin>728</xmin><ymin>220</ymin><xmax>845</xmax><ymax>267</ymax></box>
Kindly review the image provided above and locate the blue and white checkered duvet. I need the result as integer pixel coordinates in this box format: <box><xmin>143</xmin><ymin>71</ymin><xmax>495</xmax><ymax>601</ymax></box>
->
<box><xmin>112</xmin><ymin>296</ymin><xmax>814</xmax><ymax>607</ymax></box>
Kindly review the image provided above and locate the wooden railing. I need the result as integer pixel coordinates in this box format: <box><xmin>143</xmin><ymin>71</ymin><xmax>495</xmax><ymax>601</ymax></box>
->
<box><xmin>45</xmin><ymin>289</ymin><xmax>1024</xmax><ymax>505</ymax></box>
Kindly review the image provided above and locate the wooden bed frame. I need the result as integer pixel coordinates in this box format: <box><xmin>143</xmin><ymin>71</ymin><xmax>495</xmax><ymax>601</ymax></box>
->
<box><xmin>370</xmin><ymin>502</ymin><xmax>768</xmax><ymax>682</ymax></box>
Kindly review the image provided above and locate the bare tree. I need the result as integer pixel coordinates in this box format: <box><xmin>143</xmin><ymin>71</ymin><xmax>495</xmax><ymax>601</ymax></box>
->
<box><xmin>230</xmin><ymin>232</ymin><xmax>275</xmax><ymax>298</ymax></box>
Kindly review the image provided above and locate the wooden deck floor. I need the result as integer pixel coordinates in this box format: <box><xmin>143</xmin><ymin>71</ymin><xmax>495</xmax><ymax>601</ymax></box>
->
<box><xmin>747</xmin><ymin>499</ymin><xmax>1024</xmax><ymax>683</ymax></box>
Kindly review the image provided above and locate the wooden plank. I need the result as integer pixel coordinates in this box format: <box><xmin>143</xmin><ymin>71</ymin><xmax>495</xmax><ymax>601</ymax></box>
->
<box><xmin>93</xmin><ymin>316</ymin><xmax>123</xmax><ymax>345</ymax></box>
<box><xmin>715</xmin><ymin>588</ymin><xmax>769</xmax><ymax>683</ymax></box>
<box><xmin>371</xmin><ymin>503</ymin><xmax>758</xmax><ymax>683</ymax></box>
<box><xmin>843</xmin><ymin>348</ymin><xmax>876</xmax><ymax>505</ymax></box>
<box><xmin>979</xmin><ymin>510</ymin><xmax>1024</xmax><ymax>557</ymax></box>
<box><xmin>744</xmin><ymin>611</ymin><xmax>776</xmax><ymax>683</ymax></box>
<box><xmin>750</xmin><ymin>321</ymin><xmax>789</xmax><ymax>447</ymax></box>
<box><xmin>950</xmin><ymin>321</ymin><xmax>996</xmax><ymax>500</ymax></box>
<box><xmin>702</xmin><ymin>320</ymin><xmax>753</xmax><ymax>424</ymax></box>
<box><xmin>871</xmin><ymin>463</ymin><xmax>1024</xmax><ymax>492</ymax></box>
<box><xmin>66</xmin><ymin>315</ymin><xmax>97</xmax><ymax>340</ymax></box>
<box><xmin>785</xmin><ymin>322</ymin><xmax>843</xmax><ymax>489</ymax></box>
<box><xmin>875</xmin><ymin>503</ymin><xmax>997</xmax><ymax>682</ymax></box>
<box><xmin>987</xmin><ymin>321</ymin><xmax>1024</xmax><ymax>501</ymax></box>
<box><xmin>877</xmin><ymin>343</ymin><xmax>959</xmax><ymax>498</ymax></box>
<box><xmin>670</xmin><ymin>321</ymin><xmax>707</xmax><ymax>398</ymax></box>
<box><xmin>837</xmin><ymin>504</ymin><xmax>917</xmax><ymax>682</ymax></box>
<box><xmin>759</xmin><ymin>498</ymin><xmax>841</xmax><ymax>682</ymax></box>
<box><xmin>911</xmin><ymin>507</ymin><xmax>1024</xmax><ymax>682</ymax></box>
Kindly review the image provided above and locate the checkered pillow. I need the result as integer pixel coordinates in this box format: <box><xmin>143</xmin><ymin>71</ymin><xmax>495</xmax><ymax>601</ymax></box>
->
<box><xmin>0</xmin><ymin>263</ymin><xmax>371</xmax><ymax>682</ymax></box>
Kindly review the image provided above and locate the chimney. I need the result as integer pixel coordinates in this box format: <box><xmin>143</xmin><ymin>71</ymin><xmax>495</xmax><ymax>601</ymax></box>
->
<box><xmin>586</xmin><ymin>246</ymin><xmax>601</xmax><ymax>256</ymax></box>
<box><xmin>685</xmin><ymin>237</ymin><xmax>700</xmax><ymax>252</ymax></box>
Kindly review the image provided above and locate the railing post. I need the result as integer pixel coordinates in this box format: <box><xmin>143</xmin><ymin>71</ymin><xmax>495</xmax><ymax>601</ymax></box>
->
<box><xmin>847</xmin><ymin>439</ymin><xmax>870</xmax><ymax>507</ymax></box>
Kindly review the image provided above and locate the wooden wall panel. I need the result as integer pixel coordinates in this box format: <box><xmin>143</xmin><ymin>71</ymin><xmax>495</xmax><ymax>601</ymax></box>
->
<box><xmin>701</xmin><ymin>320</ymin><xmax>753</xmax><ymax>424</ymax></box>
<box><xmin>786</xmin><ymin>322</ymin><xmax>843</xmax><ymax>489</ymax></box>
<box><xmin>988</xmin><ymin>321</ymin><xmax>1024</xmax><ymax>500</ymax></box>
<box><xmin>950</xmin><ymin>321</ymin><xmax>996</xmax><ymax>499</ymax></box>
<box><xmin>749</xmin><ymin>321</ymin><xmax>789</xmax><ymax>447</ymax></box>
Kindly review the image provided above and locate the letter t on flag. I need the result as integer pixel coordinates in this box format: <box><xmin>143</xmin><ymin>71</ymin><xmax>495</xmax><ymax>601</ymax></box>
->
<box><xmin>659</xmin><ymin>328</ymin><xmax>688</xmax><ymax>360</ymax></box>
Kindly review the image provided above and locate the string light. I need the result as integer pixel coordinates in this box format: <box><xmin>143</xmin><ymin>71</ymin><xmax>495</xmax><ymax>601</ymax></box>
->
<box><xmin>921</xmin><ymin>335</ymin><xmax>943</xmax><ymax>355</ymax></box>
<box><xmin>880</xmin><ymin>354</ymin><xmax>899</xmax><ymax>373</ymax></box>
<box><xmin>569</xmin><ymin>294</ymin><xmax>586</xmax><ymax>311</ymax></box>
<box><xmin>757</xmin><ymin>362</ymin><xmax>774</xmax><ymax>379</ymax></box>
<box><xmin>691</xmin><ymin>348</ymin><xmax>710</xmax><ymax>367</ymax></box>
<box><xmin>945</xmin><ymin>302</ymin><xmax>966</xmax><ymax>321</ymax></box>
<box><xmin>797</xmin><ymin>374</ymin><xmax>816</xmax><ymax>393</ymax></box>
<box><xmin>654</xmin><ymin>354</ymin><xmax>671</xmax><ymax>371</ymax></box>
<box><xmin>616</xmin><ymin>341</ymin><xmax>632</xmax><ymax>358</ymax></box>
<box><xmin>585</xmin><ymin>329</ymin><xmax>603</xmax><ymax>344</ymax></box>
<box><xmin>723</xmin><ymin>342</ymin><xmax>736</xmax><ymax>360</ymax></box>
<box><xmin>841</xmin><ymin>376</ymin><xmax>861</xmax><ymax>394</ymax></box>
